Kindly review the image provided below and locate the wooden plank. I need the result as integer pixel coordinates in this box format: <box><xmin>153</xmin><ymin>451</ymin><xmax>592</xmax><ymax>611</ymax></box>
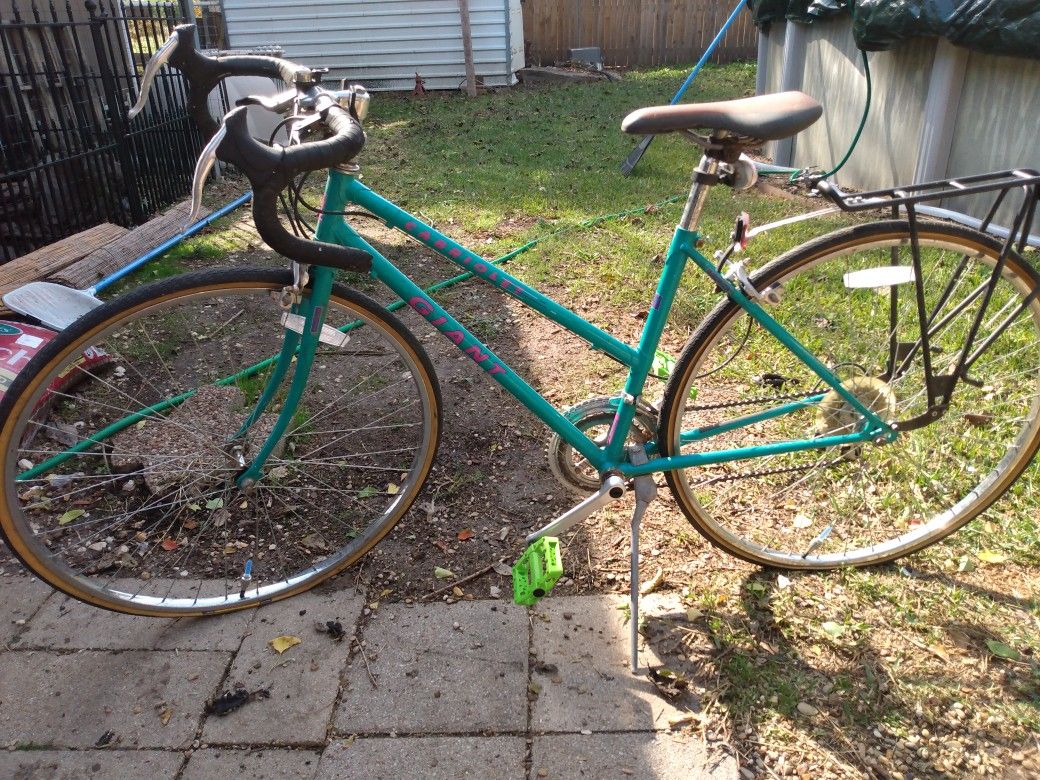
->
<box><xmin>0</xmin><ymin>223</ymin><xmax>127</xmax><ymax>298</ymax></box>
<box><xmin>458</xmin><ymin>0</ymin><xmax>477</xmax><ymax>96</ymax></box>
<box><xmin>50</xmin><ymin>202</ymin><xmax>208</xmax><ymax>290</ymax></box>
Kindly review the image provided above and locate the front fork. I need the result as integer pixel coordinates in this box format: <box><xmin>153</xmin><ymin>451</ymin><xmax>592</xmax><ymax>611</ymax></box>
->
<box><xmin>234</xmin><ymin>264</ymin><xmax>335</xmax><ymax>487</ymax></box>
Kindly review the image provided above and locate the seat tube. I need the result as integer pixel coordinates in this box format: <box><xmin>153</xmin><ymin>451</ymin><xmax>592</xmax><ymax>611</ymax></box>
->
<box><xmin>679</xmin><ymin>154</ymin><xmax>719</xmax><ymax>231</ymax></box>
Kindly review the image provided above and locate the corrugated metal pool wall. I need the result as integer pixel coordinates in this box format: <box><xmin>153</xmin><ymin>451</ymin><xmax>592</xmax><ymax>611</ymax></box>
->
<box><xmin>222</xmin><ymin>0</ymin><xmax>523</xmax><ymax>91</ymax></box>
<box><xmin>758</xmin><ymin>17</ymin><xmax>1040</xmax><ymax>232</ymax></box>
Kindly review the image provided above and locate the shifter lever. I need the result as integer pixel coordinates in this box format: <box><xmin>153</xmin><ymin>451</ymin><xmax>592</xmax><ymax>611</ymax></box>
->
<box><xmin>128</xmin><ymin>29</ymin><xmax>182</xmax><ymax>121</ymax></box>
<box><xmin>185</xmin><ymin>122</ymin><xmax>227</xmax><ymax>226</ymax></box>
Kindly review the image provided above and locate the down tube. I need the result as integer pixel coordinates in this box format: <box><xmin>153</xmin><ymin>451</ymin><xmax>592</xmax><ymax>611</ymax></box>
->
<box><xmin>324</xmin><ymin>227</ymin><xmax>614</xmax><ymax>472</ymax></box>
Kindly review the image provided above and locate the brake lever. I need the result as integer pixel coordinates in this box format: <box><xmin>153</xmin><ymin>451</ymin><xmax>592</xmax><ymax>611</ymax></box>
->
<box><xmin>236</xmin><ymin>88</ymin><xmax>298</xmax><ymax>114</ymax></box>
<box><xmin>185</xmin><ymin>122</ymin><xmax>227</xmax><ymax>227</ymax></box>
<box><xmin>128</xmin><ymin>29</ymin><xmax>181</xmax><ymax>121</ymax></box>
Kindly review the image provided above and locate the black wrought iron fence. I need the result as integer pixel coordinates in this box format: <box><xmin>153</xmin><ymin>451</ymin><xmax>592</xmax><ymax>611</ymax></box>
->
<box><xmin>0</xmin><ymin>0</ymin><xmax>204</xmax><ymax>263</ymax></box>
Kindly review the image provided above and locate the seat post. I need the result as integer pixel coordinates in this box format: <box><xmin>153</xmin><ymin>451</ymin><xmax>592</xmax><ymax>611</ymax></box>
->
<box><xmin>678</xmin><ymin>153</ymin><xmax>720</xmax><ymax>231</ymax></box>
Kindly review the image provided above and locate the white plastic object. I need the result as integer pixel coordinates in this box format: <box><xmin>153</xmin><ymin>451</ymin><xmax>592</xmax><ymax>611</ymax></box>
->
<box><xmin>2</xmin><ymin>282</ymin><xmax>102</xmax><ymax>330</ymax></box>
<box><xmin>843</xmin><ymin>266</ymin><xmax>916</xmax><ymax>289</ymax></box>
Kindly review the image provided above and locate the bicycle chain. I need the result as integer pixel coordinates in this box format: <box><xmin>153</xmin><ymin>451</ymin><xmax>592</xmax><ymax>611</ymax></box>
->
<box><xmin>687</xmin><ymin>389</ymin><xmax>818</xmax><ymax>412</ymax></box>
<box><xmin>686</xmin><ymin>388</ymin><xmax>845</xmax><ymax>483</ymax></box>
<box><xmin>696</xmin><ymin>455</ymin><xmax>847</xmax><ymax>485</ymax></box>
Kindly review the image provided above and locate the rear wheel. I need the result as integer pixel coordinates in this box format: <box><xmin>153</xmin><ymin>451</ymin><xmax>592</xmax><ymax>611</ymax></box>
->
<box><xmin>0</xmin><ymin>268</ymin><xmax>440</xmax><ymax>614</ymax></box>
<box><xmin>659</xmin><ymin>221</ymin><xmax>1040</xmax><ymax>568</ymax></box>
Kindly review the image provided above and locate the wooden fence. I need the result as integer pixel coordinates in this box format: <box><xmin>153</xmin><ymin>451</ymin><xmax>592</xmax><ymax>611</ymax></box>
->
<box><xmin>521</xmin><ymin>0</ymin><xmax>758</xmax><ymax>67</ymax></box>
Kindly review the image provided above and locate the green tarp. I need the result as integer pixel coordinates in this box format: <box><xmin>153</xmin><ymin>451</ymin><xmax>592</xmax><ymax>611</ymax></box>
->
<box><xmin>745</xmin><ymin>0</ymin><xmax>1040</xmax><ymax>62</ymax></box>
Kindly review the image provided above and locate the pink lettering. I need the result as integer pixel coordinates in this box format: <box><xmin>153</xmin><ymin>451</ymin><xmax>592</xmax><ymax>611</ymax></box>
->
<box><xmin>444</xmin><ymin>330</ymin><xmax>465</xmax><ymax>345</ymax></box>
<box><xmin>409</xmin><ymin>296</ymin><xmax>434</xmax><ymax>317</ymax></box>
<box><xmin>487</xmin><ymin>271</ymin><xmax>498</xmax><ymax>281</ymax></box>
<box><xmin>418</xmin><ymin>231</ymin><xmax>431</xmax><ymax>241</ymax></box>
<box><xmin>473</xmin><ymin>263</ymin><xmax>488</xmax><ymax>273</ymax></box>
<box><xmin>430</xmin><ymin>316</ymin><xmax>448</xmax><ymax>327</ymax></box>
<box><xmin>465</xmin><ymin>344</ymin><xmax>491</xmax><ymax>363</ymax></box>
<box><xmin>500</xmin><ymin>279</ymin><xmax>512</xmax><ymax>291</ymax></box>
<box><xmin>404</xmin><ymin>221</ymin><xmax>417</xmax><ymax>231</ymax></box>
<box><xmin>434</xmin><ymin>239</ymin><xmax>447</xmax><ymax>249</ymax></box>
<box><xmin>449</xmin><ymin>248</ymin><xmax>462</xmax><ymax>258</ymax></box>
<box><xmin>488</xmin><ymin>364</ymin><xmax>506</xmax><ymax>376</ymax></box>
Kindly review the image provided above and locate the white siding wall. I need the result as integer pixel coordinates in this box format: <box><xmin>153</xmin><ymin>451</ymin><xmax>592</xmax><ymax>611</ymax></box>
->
<box><xmin>223</xmin><ymin>0</ymin><xmax>523</xmax><ymax>91</ymax></box>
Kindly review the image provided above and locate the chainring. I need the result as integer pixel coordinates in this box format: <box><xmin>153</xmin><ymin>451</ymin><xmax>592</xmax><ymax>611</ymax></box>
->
<box><xmin>546</xmin><ymin>396</ymin><xmax>658</xmax><ymax>494</ymax></box>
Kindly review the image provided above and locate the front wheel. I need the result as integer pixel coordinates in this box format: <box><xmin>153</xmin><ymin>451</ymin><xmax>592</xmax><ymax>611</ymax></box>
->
<box><xmin>659</xmin><ymin>220</ymin><xmax>1040</xmax><ymax>568</ymax></box>
<box><xmin>0</xmin><ymin>268</ymin><xmax>441</xmax><ymax>615</ymax></box>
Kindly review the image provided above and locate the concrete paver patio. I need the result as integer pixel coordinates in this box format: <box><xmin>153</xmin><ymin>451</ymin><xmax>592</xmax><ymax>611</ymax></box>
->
<box><xmin>0</xmin><ymin>573</ymin><xmax>735</xmax><ymax>779</ymax></box>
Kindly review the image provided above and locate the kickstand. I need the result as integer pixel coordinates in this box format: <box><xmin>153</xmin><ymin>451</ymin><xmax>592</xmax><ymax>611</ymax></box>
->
<box><xmin>627</xmin><ymin>445</ymin><xmax>657</xmax><ymax>673</ymax></box>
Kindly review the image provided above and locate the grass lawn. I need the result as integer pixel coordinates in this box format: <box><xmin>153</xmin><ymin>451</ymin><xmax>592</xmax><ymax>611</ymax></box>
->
<box><xmin>177</xmin><ymin>62</ymin><xmax>1038</xmax><ymax>778</ymax></box>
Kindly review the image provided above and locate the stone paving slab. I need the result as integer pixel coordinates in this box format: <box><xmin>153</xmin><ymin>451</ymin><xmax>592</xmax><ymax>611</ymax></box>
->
<box><xmin>318</xmin><ymin>736</ymin><xmax>526</xmax><ymax>780</ymax></box>
<box><xmin>530</xmin><ymin>595</ymin><xmax>695</xmax><ymax>732</ymax></box>
<box><xmin>0</xmin><ymin>575</ymin><xmax>53</xmax><ymax>645</ymax></box>
<box><xmin>529</xmin><ymin>732</ymin><xmax>736</xmax><ymax>780</ymax></box>
<box><xmin>0</xmin><ymin>749</ymin><xmax>183</xmax><ymax>779</ymax></box>
<box><xmin>0</xmin><ymin>649</ymin><xmax>229</xmax><ymax>749</ymax></box>
<box><xmin>17</xmin><ymin>590</ymin><xmax>256</xmax><ymax>651</ymax></box>
<box><xmin>182</xmin><ymin>747</ymin><xmax>322</xmax><ymax>779</ymax></box>
<box><xmin>335</xmin><ymin>600</ymin><xmax>528</xmax><ymax>735</ymax></box>
<box><xmin>202</xmin><ymin>589</ymin><xmax>363</xmax><ymax>746</ymax></box>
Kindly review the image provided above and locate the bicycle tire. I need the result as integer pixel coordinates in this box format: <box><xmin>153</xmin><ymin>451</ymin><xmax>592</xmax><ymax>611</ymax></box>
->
<box><xmin>659</xmin><ymin>220</ymin><xmax>1040</xmax><ymax>568</ymax></box>
<box><xmin>0</xmin><ymin>267</ymin><xmax>441</xmax><ymax>615</ymax></box>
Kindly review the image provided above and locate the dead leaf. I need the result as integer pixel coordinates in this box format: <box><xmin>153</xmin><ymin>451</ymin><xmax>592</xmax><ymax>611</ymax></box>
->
<box><xmin>434</xmin><ymin>566</ymin><xmax>455</xmax><ymax>580</ymax></box>
<box><xmin>205</xmin><ymin>688</ymin><xmax>270</xmax><ymax>716</ymax></box>
<box><xmin>457</xmin><ymin>528</ymin><xmax>474</xmax><ymax>541</ymax></box>
<box><xmin>386</xmin><ymin>482</ymin><xmax>399</xmax><ymax>495</ymax></box>
<box><xmin>159</xmin><ymin>707</ymin><xmax>173</xmax><ymax>726</ymax></box>
<box><xmin>58</xmin><ymin>509</ymin><xmax>85</xmax><ymax>526</ymax></box>
<box><xmin>432</xmin><ymin>539</ymin><xmax>450</xmax><ymax>553</ymax></box>
<box><xmin>301</xmin><ymin>533</ymin><xmax>330</xmax><ymax>551</ymax></box>
<box><xmin>963</xmin><ymin>412</ymin><xmax>994</xmax><ymax>426</ymax></box>
<box><xmin>667</xmin><ymin>712</ymin><xmax>699</xmax><ymax>729</ymax></box>
<box><xmin>452</xmin><ymin>586</ymin><xmax>464</xmax><ymax>597</ymax></box>
<box><xmin>976</xmin><ymin>550</ymin><xmax>1008</xmax><ymax>564</ymax></box>
<box><xmin>639</xmin><ymin>567</ymin><xmax>665</xmax><ymax>596</ymax></box>
<box><xmin>160</xmin><ymin>538</ymin><xmax>178</xmax><ymax>551</ymax></box>
<box><xmin>268</xmin><ymin>635</ymin><xmax>302</xmax><ymax>654</ymax></box>
<box><xmin>492</xmin><ymin>561</ymin><xmax>513</xmax><ymax>577</ymax></box>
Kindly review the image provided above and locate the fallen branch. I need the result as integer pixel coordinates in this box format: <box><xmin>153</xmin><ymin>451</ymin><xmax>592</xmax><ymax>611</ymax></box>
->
<box><xmin>421</xmin><ymin>558</ymin><xmax>504</xmax><ymax>601</ymax></box>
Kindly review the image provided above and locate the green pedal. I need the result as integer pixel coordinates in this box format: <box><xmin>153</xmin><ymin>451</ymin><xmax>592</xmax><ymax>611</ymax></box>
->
<box><xmin>512</xmin><ymin>537</ymin><xmax>563</xmax><ymax>606</ymax></box>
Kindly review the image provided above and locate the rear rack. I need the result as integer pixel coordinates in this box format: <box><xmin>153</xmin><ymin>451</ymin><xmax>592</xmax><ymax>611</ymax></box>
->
<box><xmin>815</xmin><ymin>168</ymin><xmax>1040</xmax><ymax>254</ymax></box>
<box><xmin>815</xmin><ymin>168</ymin><xmax>1040</xmax><ymax>212</ymax></box>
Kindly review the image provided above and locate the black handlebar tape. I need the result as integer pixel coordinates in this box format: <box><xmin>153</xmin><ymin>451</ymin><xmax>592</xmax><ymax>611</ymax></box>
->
<box><xmin>168</xmin><ymin>24</ymin><xmax>314</xmax><ymax>138</ymax></box>
<box><xmin>165</xmin><ymin>26</ymin><xmax>369</xmax><ymax>271</ymax></box>
<box><xmin>217</xmin><ymin>107</ymin><xmax>371</xmax><ymax>273</ymax></box>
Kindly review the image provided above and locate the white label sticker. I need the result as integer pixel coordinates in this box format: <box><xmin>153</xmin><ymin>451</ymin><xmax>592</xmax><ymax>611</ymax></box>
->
<box><xmin>15</xmin><ymin>334</ymin><xmax>44</xmax><ymax>348</ymax></box>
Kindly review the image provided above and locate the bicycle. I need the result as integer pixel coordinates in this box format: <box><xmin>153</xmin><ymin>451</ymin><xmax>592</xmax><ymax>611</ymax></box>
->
<box><xmin>2</xmin><ymin>26</ymin><xmax>1039</xmax><ymax>669</ymax></box>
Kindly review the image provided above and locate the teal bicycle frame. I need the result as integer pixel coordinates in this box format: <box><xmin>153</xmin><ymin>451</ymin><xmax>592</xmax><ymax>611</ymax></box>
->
<box><xmin>258</xmin><ymin>168</ymin><xmax>893</xmax><ymax>482</ymax></box>
<box><xmin>15</xmin><ymin>165</ymin><xmax>895</xmax><ymax>487</ymax></box>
